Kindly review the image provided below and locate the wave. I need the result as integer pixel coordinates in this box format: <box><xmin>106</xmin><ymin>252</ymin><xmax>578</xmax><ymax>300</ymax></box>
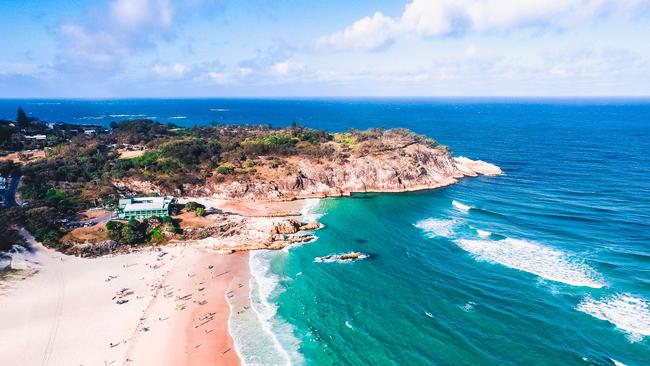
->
<box><xmin>75</xmin><ymin>115</ymin><xmax>106</xmax><ymax>120</ymax></box>
<box><xmin>454</xmin><ymin>238</ymin><xmax>605</xmax><ymax>288</ymax></box>
<box><xmin>210</xmin><ymin>108</ymin><xmax>230</xmax><ymax>112</ymax></box>
<box><xmin>452</xmin><ymin>200</ymin><xmax>472</xmax><ymax>212</ymax></box>
<box><xmin>345</xmin><ymin>320</ymin><xmax>354</xmax><ymax>330</ymax></box>
<box><xmin>577</xmin><ymin>293</ymin><xmax>650</xmax><ymax>342</ymax></box>
<box><xmin>461</xmin><ymin>301</ymin><xmax>476</xmax><ymax>312</ymax></box>
<box><xmin>169</xmin><ymin>116</ymin><xmax>187</xmax><ymax>119</ymax></box>
<box><xmin>236</xmin><ymin>251</ymin><xmax>303</xmax><ymax>365</ymax></box>
<box><xmin>108</xmin><ymin>114</ymin><xmax>146</xmax><ymax>118</ymax></box>
<box><xmin>414</xmin><ymin>218</ymin><xmax>459</xmax><ymax>238</ymax></box>
<box><xmin>476</xmin><ymin>229</ymin><xmax>492</xmax><ymax>238</ymax></box>
<box><xmin>300</xmin><ymin>198</ymin><xmax>323</xmax><ymax>222</ymax></box>
<box><xmin>26</xmin><ymin>102</ymin><xmax>61</xmax><ymax>105</ymax></box>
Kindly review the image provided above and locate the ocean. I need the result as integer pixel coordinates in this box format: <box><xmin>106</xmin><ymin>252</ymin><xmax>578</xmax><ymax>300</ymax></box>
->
<box><xmin>2</xmin><ymin>98</ymin><xmax>649</xmax><ymax>365</ymax></box>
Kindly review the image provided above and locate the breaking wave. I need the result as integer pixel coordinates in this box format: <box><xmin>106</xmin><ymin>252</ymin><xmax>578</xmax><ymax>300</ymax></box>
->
<box><xmin>242</xmin><ymin>251</ymin><xmax>304</xmax><ymax>365</ymax></box>
<box><xmin>452</xmin><ymin>200</ymin><xmax>472</xmax><ymax>212</ymax></box>
<box><xmin>454</xmin><ymin>238</ymin><xmax>605</xmax><ymax>288</ymax></box>
<box><xmin>577</xmin><ymin>293</ymin><xmax>650</xmax><ymax>342</ymax></box>
<box><xmin>108</xmin><ymin>114</ymin><xmax>146</xmax><ymax>118</ymax></box>
<box><xmin>476</xmin><ymin>229</ymin><xmax>492</xmax><ymax>238</ymax></box>
<box><xmin>169</xmin><ymin>116</ymin><xmax>187</xmax><ymax>119</ymax></box>
<box><xmin>414</xmin><ymin>218</ymin><xmax>459</xmax><ymax>238</ymax></box>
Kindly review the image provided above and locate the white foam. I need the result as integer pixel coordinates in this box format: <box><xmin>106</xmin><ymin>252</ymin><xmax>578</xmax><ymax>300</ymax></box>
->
<box><xmin>476</xmin><ymin>229</ymin><xmax>491</xmax><ymax>238</ymax></box>
<box><xmin>169</xmin><ymin>116</ymin><xmax>187</xmax><ymax>119</ymax></box>
<box><xmin>210</xmin><ymin>108</ymin><xmax>230</xmax><ymax>112</ymax></box>
<box><xmin>577</xmin><ymin>293</ymin><xmax>650</xmax><ymax>342</ymax></box>
<box><xmin>425</xmin><ymin>311</ymin><xmax>433</xmax><ymax>318</ymax></box>
<box><xmin>454</xmin><ymin>238</ymin><xmax>605</xmax><ymax>288</ymax></box>
<box><xmin>345</xmin><ymin>320</ymin><xmax>354</xmax><ymax>330</ymax></box>
<box><xmin>414</xmin><ymin>218</ymin><xmax>458</xmax><ymax>238</ymax></box>
<box><xmin>76</xmin><ymin>115</ymin><xmax>106</xmax><ymax>120</ymax></box>
<box><xmin>452</xmin><ymin>200</ymin><xmax>471</xmax><ymax>212</ymax></box>
<box><xmin>246</xmin><ymin>251</ymin><xmax>303</xmax><ymax>365</ymax></box>
<box><xmin>610</xmin><ymin>359</ymin><xmax>627</xmax><ymax>366</ymax></box>
<box><xmin>461</xmin><ymin>301</ymin><xmax>476</xmax><ymax>312</ymax></box>
<box><xmin>108</xmin><ymin>114</ymin><xmax>146</xmax><ymax>118</ymax></box>
<box><xmin>314</xmin><ymin>252</ymin><xmax>369</xmax><ymax>264</ymax></box>
<box><xmin>300</xmin><ymin>198</ymin><xmax>323</xmax><ymax>222</ymax></box>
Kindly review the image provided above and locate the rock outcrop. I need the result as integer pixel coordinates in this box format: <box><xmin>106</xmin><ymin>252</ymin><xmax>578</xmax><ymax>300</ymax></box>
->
<box><xmin>116</xmin><ymin>129</ymin><xmax>502</xmax><ymax>200</ymax></box>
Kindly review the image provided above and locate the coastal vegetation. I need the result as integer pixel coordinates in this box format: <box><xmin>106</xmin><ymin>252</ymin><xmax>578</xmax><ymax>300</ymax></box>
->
<box><xmin>0</xmin><ymin>108</ymin><xmax>490</xmax><ymax>255</ymax></box>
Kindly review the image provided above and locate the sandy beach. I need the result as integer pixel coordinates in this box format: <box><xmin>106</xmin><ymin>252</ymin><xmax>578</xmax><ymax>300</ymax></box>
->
<box><xmin>0</xmin><ymin>198</ymin><xmax>313</xmax><ymax>366</ymax></box>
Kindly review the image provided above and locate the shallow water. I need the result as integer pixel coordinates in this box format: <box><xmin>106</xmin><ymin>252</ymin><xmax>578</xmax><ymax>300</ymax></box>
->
<box><xmin>3</xmin><ymin>98</ymin><xmax>650</xmax><ymax>364</ymax></box>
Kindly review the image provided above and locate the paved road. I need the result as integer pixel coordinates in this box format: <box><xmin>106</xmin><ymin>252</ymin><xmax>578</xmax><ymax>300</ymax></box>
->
<box><xmin>1</xmin><ymin>173</ymin><xmax>20</xmax><ymax>207</ymax></box>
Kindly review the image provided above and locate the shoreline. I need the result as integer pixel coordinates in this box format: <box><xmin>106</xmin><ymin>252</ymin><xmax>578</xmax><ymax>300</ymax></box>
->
<box><xmin>0</xmin><ymin>198</ymin><xmax>320</xmax><ymax>366</ymax></box>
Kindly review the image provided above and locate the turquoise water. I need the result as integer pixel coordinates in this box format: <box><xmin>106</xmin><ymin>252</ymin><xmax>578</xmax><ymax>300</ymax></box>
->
<box><xmin>2</xmin><ymin>98</ymin><xmax>649</xmax><ymax>364</ymax></box>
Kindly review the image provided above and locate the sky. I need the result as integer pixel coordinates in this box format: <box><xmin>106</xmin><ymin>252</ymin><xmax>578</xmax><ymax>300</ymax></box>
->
<box><xmin>1</xmin><ymin>0</ymin><xmax>649</xmax><ymax>98</ymax></box>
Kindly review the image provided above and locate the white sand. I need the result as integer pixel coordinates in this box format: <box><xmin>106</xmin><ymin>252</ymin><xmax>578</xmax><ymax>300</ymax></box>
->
<box><xmin>0</xmin><ymin>231</ymin><xmax>226</xmax><ymax>366</ymax></box>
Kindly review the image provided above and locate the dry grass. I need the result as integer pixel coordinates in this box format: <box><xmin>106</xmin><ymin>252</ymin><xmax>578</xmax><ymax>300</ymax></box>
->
<box><xmin>175</xmin><ymin>211</ymin><xmax>216</xmax><ymax>229</ymax></box>
<box><xmin>117</xmin><ymin>149</ymin><xmax>147</xmax><ymax>160</ymax></box>
<box><xmin>80</xmin><ymin>209</ymin><xmax>108</xmax><ymax>220</ymax></box>
<box><xmin>0</xmin><ymin>150</ymin><xmax>46</xmax><ymax>164</ymax></box>
<box><xmin>61</xmin><ymin>224</ymin><xmax>109</xmax><ymax>243</ymax></box>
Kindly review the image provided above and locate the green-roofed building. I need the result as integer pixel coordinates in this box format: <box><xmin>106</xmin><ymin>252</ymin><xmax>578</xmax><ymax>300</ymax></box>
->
<box><xmin>117</xmin><ymin>196</ymin><xmax>174</xmax><ymax>220</ymax></box>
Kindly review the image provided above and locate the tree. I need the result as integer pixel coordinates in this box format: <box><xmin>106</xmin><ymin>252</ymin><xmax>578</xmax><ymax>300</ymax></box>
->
<box><xmin>16</xmin><ymin>107</ymin><xmax>29</xmax><ymax>130</ymax></box>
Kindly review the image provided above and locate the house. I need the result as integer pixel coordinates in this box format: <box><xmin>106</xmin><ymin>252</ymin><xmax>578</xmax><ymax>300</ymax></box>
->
<box><xmin>117</xmin><ymin>196</ymin><xmax>175</xmax><ymax>220</ymax></box>
<box><xmin>24</xmin><ymin>134</ymin><xmax>47</xmax><ymax>140</ymax></box>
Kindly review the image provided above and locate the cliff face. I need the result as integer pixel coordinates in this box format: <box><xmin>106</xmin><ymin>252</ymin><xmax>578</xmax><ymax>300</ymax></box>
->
<box><xmin>114</xmin><ymin>129</ymin><xmax>501</xmax><ymax>200</ymax></box>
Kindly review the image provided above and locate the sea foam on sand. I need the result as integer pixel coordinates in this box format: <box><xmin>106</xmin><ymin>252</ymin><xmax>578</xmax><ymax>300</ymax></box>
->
<box><xmin>454</xmin><ymin>238</ymin><xmax>605</xmax><ymax>288</ymax></box>
<box><xmin>246</xmin><ymin>251</ymin><xmax>304</xmax><ymax>365</ymax></box>
<box><xmin>577</xmin><ymin>293</ymin><xmax>650</xmax><ymax>342</ymax></box>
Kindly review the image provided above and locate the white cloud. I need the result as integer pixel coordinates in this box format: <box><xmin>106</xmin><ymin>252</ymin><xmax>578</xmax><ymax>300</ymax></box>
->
<box><xmin>270</xmin><ymin>60</ymin><xmax>304</xmax><ymax>76</ymax></box>
<box><xmin>208</xmin><ymin>71</ymin><xmax>233</xmax><ymax>85</ymax></box>
<box><xmin>319</xmin><ymin>0</ymin><xmax>650</xmax><ymax>50</ymax></box>
<box><xmin>110</xmin><ymin>0</ymin><xmax>174</xmax><ymax>32</ymax></box>
<box><xmin>465</xmin><ymin>44</ymin><xmax>477</xmax><ymax>57</ymax></box>
<box><xmin>152</xmin><ymin>63</ymin><xmax>189</xmax><ymax>78</ymax></box>
<box><xmin>317</xmin><ymin>12</ymin><xmax>398</xmax><ymax>50</ymax></box>
<box><xmin>56</xmin><ymin>0</ymin><xmax>177</xmax><ymax>72</ymax></box>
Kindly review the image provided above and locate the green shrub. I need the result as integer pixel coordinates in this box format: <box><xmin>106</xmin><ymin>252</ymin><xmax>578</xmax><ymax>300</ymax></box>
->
<box><xmin>216</xmin><ymin>163</ymin><xmax>235</xmax><ymax>174</ymax></box>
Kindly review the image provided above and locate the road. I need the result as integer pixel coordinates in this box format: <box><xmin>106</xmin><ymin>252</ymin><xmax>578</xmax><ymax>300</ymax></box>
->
<box><xmin>1</xmin><ymin>173</ymin><xmax>20</xmax><ymax>207</ymax></box>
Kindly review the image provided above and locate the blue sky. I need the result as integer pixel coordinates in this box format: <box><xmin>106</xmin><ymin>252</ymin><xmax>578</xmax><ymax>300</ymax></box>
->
<box><xmin>1</xmin><ymin>0</ymin><xmax>649</xmax><ymax>97</ymax></box>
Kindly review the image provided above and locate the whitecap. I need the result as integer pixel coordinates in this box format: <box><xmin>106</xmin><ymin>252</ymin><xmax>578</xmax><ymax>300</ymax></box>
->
<box><xmin>610</xmin><ymin>359</ymin><xmax>627</xmax><ymax>366</ymax></box>
<box><xmin>461</xmin><ymin>301</ymin><xmax>476</xmax><ymax>312</ymax></box>
<box><xmin>577</xmin><ymin>293</ymin><xmax>650</xmax><ymax>342</ymax></box>
<box><xmin>414</xmin><ymin>218</ymin><xmax>459</xmax><ymax>238</ymax></box>
<box><xmin>345</xmin><ymin>320</ymin><xmax>354</xmax><ymax>330</ymax></box>
<box><xmin>454</xmin><ymin>238</ymin><xmax>605</xmax><ymax>288</ymax></box>
<box><xmin>169</xmin><ymin>116</ymin><xmax>187</xmax><ymax>119</ymax></box>
<box><xmin>76</xmin><ymin>115</ymin><xmax>106</xmax><ymax>120</ymax></box>
<box><xmin>108</xmin><ymin>114</ymin><xmax>146</xmax><ymax>118</ymax></box>
<box><xmin>210</xmin><ymin>108</ymin><xmax>230</xmax><ymax>112</ymax></box>
<box><xmin>452</xmin><ymin>200</ymin><xmax>472</xmax><ymax>212</ymax></box>
<box><xmin>476</xmin><ymin>229</ymin><xmax>492</xmax><ymax>238</ymax></box>
<box><xmin>425</xmin><ymin>311</ymin><xmax>433</xmax><ymax>318</ymax></box>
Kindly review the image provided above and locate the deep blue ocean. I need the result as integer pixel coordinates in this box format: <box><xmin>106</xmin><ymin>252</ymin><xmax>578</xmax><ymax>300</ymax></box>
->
<box><xmin>2</xmin><ymin>98</ymin><xmax>649</xmax><ymax>365</ymax></box>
